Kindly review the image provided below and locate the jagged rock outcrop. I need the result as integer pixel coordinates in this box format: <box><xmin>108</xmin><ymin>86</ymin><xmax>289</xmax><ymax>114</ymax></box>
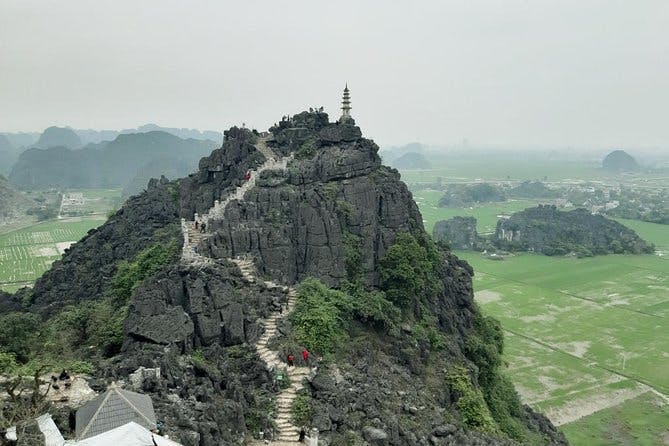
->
<box><xmin>602</xmin><ymin>149</ymin><xmax>638</xmax><ymax>172</ymax></box>
<box><xmin>110</xmin><ymin>261</ymin><xmax>292</xmax><ymax>445</ymax></box>
<box><xmin>495</xmin><ymin>205</ymin><xmax>654</xmax><ymax>256</ymax></box>
<box><xmin>433</xmin><ymin>216</ymin><xmax>479</xmax><ymax>250</ymax></box>
<box><xmin>179</xmin><ymin>127</ymin><xmax>266</xmax><ymax>217</ymax></box>
<box><xmin>124</xmin><ymin>261</ymin><xmax>286</xmax><ymax>348</ymax></box>
<box><xmin>198</xmin><ymin>118</ymin><xmax>421</xmax><ymax>287</ymax></box>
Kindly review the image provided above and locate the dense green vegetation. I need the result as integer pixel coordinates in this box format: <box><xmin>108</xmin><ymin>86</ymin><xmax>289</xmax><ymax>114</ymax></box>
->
<box><xmin>0</xmin><ymin>240</ymin><xmax>179</xmax><ymax>368</ymax></box>
<box><xmin>378</xmin><ymin>232</ymin><xmax>442</xmax><ymax>307</ymax></box>
<box><xmin>291</xmin><ymin>278</ymin><xmax>399</xmax><ymax>355</ymax></box>
<box><xmin>111</xmin><ymin>239</ymin><xmax>179</xmax><ymax>306</ymax></box>
<box><xmin>291</xmin><ymin>232</ymin><xmax>534</xmax><ymax>441</ymax></box>
<box><xmin>0</xmin><ymin>239</ymin><xmax>179</xmax><ymax>431</ymax></box>
<box><xmin>445</xmin><ymin>365</ymin><xmax>498</xmax><ymax>432</ymax></box>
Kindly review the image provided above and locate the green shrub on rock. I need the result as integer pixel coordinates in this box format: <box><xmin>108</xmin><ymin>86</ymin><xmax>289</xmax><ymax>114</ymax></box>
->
<box><xmin>111</xmin><ymin>239</ymin><xmax>179</xmax><ymax>306</ymax></box>
<box><xmin>291</xmin><ymin>391</ymin><xmax>312</xmax><ymax>426</ymax></box>
<box><xmin>445</xmin><ymin>365</ymin><xmax>498</xmax><ymax>433</ymax></box>
<box><xmin>291</xmin><ymin>279</ymin><xmax>350</xmax><ymax>355</ymax></box>
<box><xmin>379</xmin><ymin>232</ymin><xmax>442</xmax><ymax>308</ymax></box>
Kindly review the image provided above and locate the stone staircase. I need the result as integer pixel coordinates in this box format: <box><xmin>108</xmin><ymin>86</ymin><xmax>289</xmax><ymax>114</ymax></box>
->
<box><xmin>233</xmin><ymin>259</ymin><xmax>311</xmax><ymax>443</ymax></box>
<box><xmin>256</xmin><ymin>289</ymin><xmax>311</xmax><ymax>443</ymax></box>
<box><xmin>179</xmin><ymin>137</ymin><xmax>312</xmax><ymax>444</ymax></box>
<box><xmin>180</xmin><ymin>219</ymin><xmax>214</xmax><ymax>265</ymax></box>
<box><xmin>180</xmin><ymin>135</ymin><xmax>292</xmax><ymax>263</ymax></box>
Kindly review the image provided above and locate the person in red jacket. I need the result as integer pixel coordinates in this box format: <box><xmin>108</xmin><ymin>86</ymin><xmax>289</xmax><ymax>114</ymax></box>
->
<box><xmin>287</xmin><ymin>354</ymin><xmax>294</xmax><ymax>367</ymax></box>
<box><xmin>302</xmin><ymin>349</ymin><xmax>309</xmax><ymax>362</ymax></box>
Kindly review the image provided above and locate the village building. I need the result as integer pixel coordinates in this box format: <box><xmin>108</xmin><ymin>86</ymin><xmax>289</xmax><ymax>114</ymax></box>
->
<box><xmin>75</xmin><ymin>386</ymin><xmax>157</xmax><ymax>439</ymax></box>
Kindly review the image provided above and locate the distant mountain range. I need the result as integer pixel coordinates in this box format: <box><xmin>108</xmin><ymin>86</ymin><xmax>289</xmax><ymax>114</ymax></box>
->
<box><xmin>9</xmin><ymin>131</ymin><xmax>217</xmax><ymax>195</ymax></box>
<box><xmin>0</xmin><ymin>124</ymin><xmax>223</xmax><ymax>177</ymax></box>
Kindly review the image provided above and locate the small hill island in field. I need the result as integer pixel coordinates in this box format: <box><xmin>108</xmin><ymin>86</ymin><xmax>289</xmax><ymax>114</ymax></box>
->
<box><xmin>438</xmin><ymin>183</ymin><xmax>506</xmax><ymax>207</ymax></box>
<box><xmin>496</xmin><ymin>205</ymin><xmax>654</xmax><ymax>257</ymax></box>
<box><xmin>391</xmin><ymin>151</ymin><xmax>429</xmax><ymax>169</ymax></box>
<box><xmin>602</xmin><ymin>149</ymin><xmax>638</xmax><ymax>172</ymax></box>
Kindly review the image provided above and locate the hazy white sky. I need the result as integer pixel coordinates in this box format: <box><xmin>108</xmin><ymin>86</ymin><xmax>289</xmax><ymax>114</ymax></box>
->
<box><xmin>1</xmin><ymin>0</ymin><xmax>668</xmax><ymax>148</ymax></box>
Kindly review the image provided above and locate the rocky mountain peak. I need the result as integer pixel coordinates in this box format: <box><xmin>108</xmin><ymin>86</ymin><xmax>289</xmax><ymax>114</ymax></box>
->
<box><xmin>3</xmin><ymin>110</ymin><xmax>567</xmax><ymax>446</ymax></box>
<box><xmin>177</xmin><ymin>110</ymin><xmax>421</xmax><ymax>288</ymax></box>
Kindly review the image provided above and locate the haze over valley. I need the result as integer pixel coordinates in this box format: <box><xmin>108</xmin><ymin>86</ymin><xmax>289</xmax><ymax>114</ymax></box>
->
<box><xmin>0</xmin><ymin>2</ymin><xmax>667</xmax><ymax>446</ymax></box>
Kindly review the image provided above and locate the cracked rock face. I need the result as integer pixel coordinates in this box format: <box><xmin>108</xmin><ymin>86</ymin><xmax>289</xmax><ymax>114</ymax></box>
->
<box><xmin>124</xmin><ymin>262</ymin><xmax>287</xmax><ymax>348</ymax></box>
<box><xmin>433</xmin><ymin>216</ymin><xmax>479</xmax><ymax>250</ymax></box>
<box><xmin>200</xmin><ymin>121</ymin><xmax>422</xmax><ymax>288</ymax></box>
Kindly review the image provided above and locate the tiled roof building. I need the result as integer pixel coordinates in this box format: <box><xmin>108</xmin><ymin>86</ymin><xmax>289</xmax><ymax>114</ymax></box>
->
<box><xmin>75</xmin><ymin>387</ymin><xmax>156</xmax><ymax>439</ymax></box>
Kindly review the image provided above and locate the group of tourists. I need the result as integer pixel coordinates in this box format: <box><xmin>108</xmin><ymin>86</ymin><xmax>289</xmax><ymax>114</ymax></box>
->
<box><xmin>286</xmin><ymin>349</ymin><xmax>309</xmax><ymax>367</ymax></box>
<box><xmin>194</xmin><ymin>220</ymin><xmax>206</xmax><ymax>233</ymax></box>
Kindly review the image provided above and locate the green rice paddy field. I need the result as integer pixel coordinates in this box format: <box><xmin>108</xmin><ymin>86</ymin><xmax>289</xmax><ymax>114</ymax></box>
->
<box><xmin>398</xmin><ymin>157</ymin><xmax>669</xmax><ymax>188</ymax></box>
<box><xmin>0</xmin><ymin>217</ymin><xmax>106</xmax><ymax>292</ymax></box>
<box><xmin>0</xmin><ymin>189</ymin><xmax>119</xmax><ymax>292</ymax></box>
<box><xmin>411</xmin><ymin>185</ymin><xmax>668</xmax><ymax>445</ymax></box>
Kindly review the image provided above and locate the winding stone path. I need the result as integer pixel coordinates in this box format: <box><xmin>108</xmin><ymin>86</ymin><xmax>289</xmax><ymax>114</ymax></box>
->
<box><xmin>233</xmin><ymin>258</ymin><xmax>312</xmax><ymax>443</ymax></box>
<box><xmin>179</xmin><ymin>138</ymin><xmax>310</xmax><ymax>444</ymax></box>
<box><xmin>181</xmin><ymin>136</ymin><xmax>292</xmax><ymax>264</ymax></box>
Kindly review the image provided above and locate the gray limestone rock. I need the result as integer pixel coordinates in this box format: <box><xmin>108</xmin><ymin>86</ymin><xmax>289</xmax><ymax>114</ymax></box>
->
<box><xmin>433</xmin><ymin>217</ymin><xmax>479</xmax><ymax>250</ymax></box>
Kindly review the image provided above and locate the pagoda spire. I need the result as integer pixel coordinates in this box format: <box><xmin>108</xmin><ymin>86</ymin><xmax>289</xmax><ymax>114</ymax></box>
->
<box><xmin>340</xmin><ymin>84</ymin><xmax>352</xmax><ymax>123</ymax></box>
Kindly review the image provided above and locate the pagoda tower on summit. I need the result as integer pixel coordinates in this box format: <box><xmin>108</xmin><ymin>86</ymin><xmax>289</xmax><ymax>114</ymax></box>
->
<box><xmin>339</xmin><ymin>84</ymin><xmax>352</xmax><ymax>123</ymax></box>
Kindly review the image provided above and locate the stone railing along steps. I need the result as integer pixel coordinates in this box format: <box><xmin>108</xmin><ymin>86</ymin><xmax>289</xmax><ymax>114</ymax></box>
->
<box><xmin>180</xmin><ymin>136</ymin><xmax>292</xmax><ymax>263</ymax></box>
<box><xmin>179</xmin><ymin>138</ymin><xmax>313</xmax><ymax>444</ymax></box>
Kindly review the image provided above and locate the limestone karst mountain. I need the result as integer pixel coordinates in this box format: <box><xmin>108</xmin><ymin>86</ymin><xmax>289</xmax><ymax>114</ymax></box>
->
<box><xmin>495</xmin><ymin>205</ymin><xmax>654</xmax><ymax>256</ymax></box>
<box><xmin>2</xmin><ymin>110</ymin><xmax>568</xmax><ymax>445</ymax></box>
<box><xmin>8</xmin><ymin>131</ymin><xmax>216</xmax><ymax>192</ymax></box>
<box><xmin>0</xmin><ymin>134</ymin><xmax>21</xmax><ymax>175</ymax></box>
<box><xmin>602</xmin><ymin>149</ymin><xmax>638</xmax><ymax>172</ymax></box>
<box><xmin>36</xmin><ymin>126</ymin><xmax>82</xmax><ymax>149</ymax></box>
<box><xmin>391</xmin><ymin>152</ymin><xmax>429</xmax><ymax>169</ymax></box>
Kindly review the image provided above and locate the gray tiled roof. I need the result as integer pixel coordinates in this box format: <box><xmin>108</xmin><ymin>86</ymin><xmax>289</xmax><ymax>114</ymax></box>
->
<box><xmin>75</xmin><ymin>387</ymin><xmax>157</xmax><ymax>439</ymax></box>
